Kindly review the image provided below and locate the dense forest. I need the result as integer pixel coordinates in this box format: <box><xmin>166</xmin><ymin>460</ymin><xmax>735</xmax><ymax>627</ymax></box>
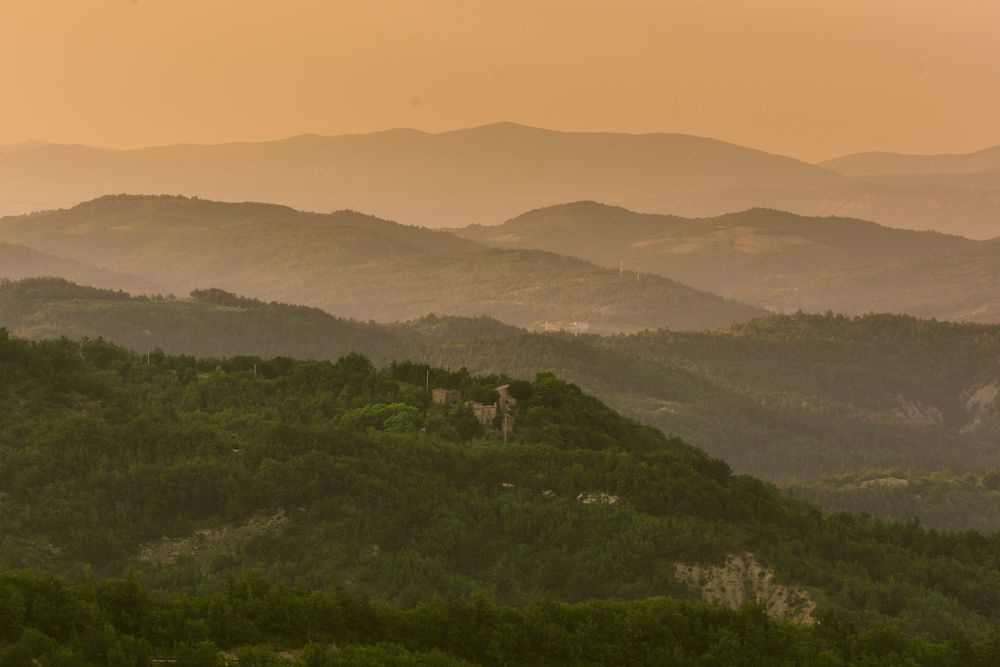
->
<box><xmin>5</xmin><ymin>278</ymin><xmax>1000</xmax><ymax>485</ymax></box>
<box><xmin>8</xmin><ymin>2</ymin><xmax>1000</xmax><ymax>662</ymax></box>
<box><xmin>5</xmin><ymin>571</ymin><xmax>1000</xmax><ymax>665</ymax></box>
<box><xmin>7</xmin><ymin>329</ymin><xmax>1000</xmax><ymax>652</ymax></box>
<box><xmin>787</xmin><ymin>470</ymin><xmax>1000</xmax><ymax>533</ymax></box>
<box><xmin>603</xmin><ymin>312</ymin><xmax>1000</xmax><ymax>475</ymax></box>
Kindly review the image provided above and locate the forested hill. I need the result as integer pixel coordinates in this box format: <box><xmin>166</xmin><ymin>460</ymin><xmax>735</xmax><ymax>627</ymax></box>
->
<box><xmin>458</xmin><ymin>202</ymin><xmax>970</xmax><ymax>276</ymax></box>
<box><xmin>6</xmin><ymin>278</ymin><xmax>1000</xmax><ymax>487</ymax></box>
<box><xmin>0</xmin><ymin>241</ymin><xmax>155</xmax><ymax>294</ymax></box>
<box><xmin>0</xmin><ymin>278</ymin><xmax>398</xmax><ymax>361</ymax></box>
<box><xmin>457</xmin><ymin>201</ymin><xmax>1000</xmax><ymax>324</ymax></box>
<box><xmin>7</xmin><ymin>575</ymin><xmax>1000</xmax><ymax>666</ymax></box>
<box><xmin>0</xmin><ymin>195</ymin><xmax>764</xmax><ymax>332</ymax></box>
<box><xmin>7</xmin><ymin>329</ymin><xmax>1000</xmax><ymax>646</ymax></box>
<box><xmin>731</xmin><ymin>239</ymin><xmax>1000</xmax><ymax>323</ymax></box>
<box><xmin>609</xmin><ymin>312</ymin><xmax>1000</xmax><ymax>445</ymax></box>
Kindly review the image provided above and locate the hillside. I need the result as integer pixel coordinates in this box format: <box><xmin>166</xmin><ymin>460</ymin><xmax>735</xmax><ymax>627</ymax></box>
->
<box><xmin>821</xmin><ymin>144</ymin><xmax>1000</xmax><ymax>177</ymax></box>
<box><xmin>7</xmin><ymin>329</ymin><xmax>1000</xmax><ymax>645</ymax></box>
<box><xmin>0</xmin><ymin>195</ymin><xmax>764</xmax><ymax>332</ymax></box>
<box><xmin>0</xmin><ymin>241</ymin><xmax>157</xmax><ymax>294</ymax></box>
<box><xmin>457</xmin><ymin>202</ymin><xmax>975</xmax><ymax>296</ymax></box>
<box><xmin>844</xmin><ymin>168</ymin><xmax>1000</xmax><ymax>192</ymax></box>
<box><xmin>8</xmin><ymin>279</ymin><xmax>1000</xmax><ymax>489</ymax></box>
<box><xmin>404</xmin><ymin>311</ymin><xmax>1000</xmax><ymax>480</ymax></box>
<box><xmin>733</xmin><ymin>240</ymin><xmax>1000</xmax><ymax>322</ymax></box>
<box><xmin>787</xmin><ymin>470</ymin><xmax>1000</xmax><ymax>534</ymax></box>
<box><xmin>631</xmin><ymin>182</ymin><xmax>1000</xmax><ymax>240</ymax></box>
<box><xmin>0</xmin><ymin>278</ymin><xmax>397</xmax><ymax>360</ymax></box>
<box><xmin>0</xmin><ymin>123</ymin><xmax>846</xmax><ymax>227</ymax></box>
<box><xmin>606</xmin><ymin>313</ymin><xmax>1000</xmax><ymax>471</ymax></box>
<box><xmin>6</xmin><ymin>576</ymin><xmax>1000</xmax><ymax>666</ymax></box>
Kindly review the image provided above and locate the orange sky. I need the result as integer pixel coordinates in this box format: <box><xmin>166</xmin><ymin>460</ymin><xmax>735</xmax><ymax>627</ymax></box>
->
<box><xmin>2</xmin><ymin>0</ymin><xmax>998</xmax><ymax>161</ymax></box>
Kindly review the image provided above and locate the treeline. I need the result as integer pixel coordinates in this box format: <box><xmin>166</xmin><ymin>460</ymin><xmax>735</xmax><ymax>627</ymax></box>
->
<box><xmin>614</xmin><ymin>311</ymin><xmax>1000</xmax><ymax>423</ymax></box>
<box><xmin>4</xmin><ymin>571</ymin><xmax>1000</xmax><ymax>666</ymax></box>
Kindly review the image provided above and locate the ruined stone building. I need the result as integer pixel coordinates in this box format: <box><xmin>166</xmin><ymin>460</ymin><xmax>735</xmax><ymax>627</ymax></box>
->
<box><xmin>431</xmin><ymin>388</ymin><xmax>461</xmax><ymax>406</ymax></box>
<box><xmin>468</xmin><ymin>401</ymin><xmax>498</xmax><ymax>426</ymax></box>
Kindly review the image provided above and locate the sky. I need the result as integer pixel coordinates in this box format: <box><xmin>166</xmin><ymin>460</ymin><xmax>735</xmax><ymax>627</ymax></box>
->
<box><xmin>1</xmin><ymin>0</ymin><xmax>998</xmax><ymax>162</ymax></box>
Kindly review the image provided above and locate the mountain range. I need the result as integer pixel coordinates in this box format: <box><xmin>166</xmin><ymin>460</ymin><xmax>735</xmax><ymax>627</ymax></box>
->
<box><xmin>9</xmin><ymin>193</ymin><xmax>1000</xmax><ymax>326</ymax></box>
<box><xmin>3</xmin><ymin>123</ymin><xmax>998</xmax><ymax>238</ymax></box>
<box><xmin>458</xmin><ymin>201</ymin><xmax>1000</xmax><ymax>322</ymax></box>
<box><xmin>0</xmin><ymin>195</ymin><xmax>763</xmax><ymax>333</ymax></box>
<box><xmin>821</xmin><ymin>144</ymin><xmax>1000</xmax><ymax>177</ymax></box>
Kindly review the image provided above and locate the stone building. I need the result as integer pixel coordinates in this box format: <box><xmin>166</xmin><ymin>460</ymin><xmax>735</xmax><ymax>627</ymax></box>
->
<box><xmin>463</xmin><ymin>385</ymin><xmax>519</xmax><ymax>438</ymax></box>
<box><xmin>468</xmin><ymin>401</ymin><xmax>498</xmax><ymax>426</ymax></box>
<box><xmin>431</xmin><ymin>388</ymin><xmax>461</xmax><ymax>406</ymax></box>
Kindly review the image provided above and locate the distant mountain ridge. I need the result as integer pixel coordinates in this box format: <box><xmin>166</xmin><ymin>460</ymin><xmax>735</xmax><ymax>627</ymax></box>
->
<box><xmin>4</xmin><ymin>123</ymin><xmax>1000</xmax><ymax>237</ymax></box>
<box><xmin>740</xmin><ymin>237</ymin><xmax>1000</xmax><ymax>322</ymax></box>
<box><xmin>629</xmin><ymin>182</ymin><xmax>1000</xmax><ymax>240</ymax></box>
<box><xmin>821</xmin><ymin>144</ymin><xmax>1000</xmax><ymax>176</ymax></box>
<box><xmin>0</xmin><ymin>240</ymin><xmax>158</xmax><ymax>293</ymax></box>
<box><xmin>460</xmin><ymin>200</ymin><xmax>1000</xmax><ymax>322</ymax></box>
<box><xmin>0</xmin><ymin>195</ymin><xmax>764</xmax><ymax>332</ymax></box>
<box><xmin>0</xmin><ymin>122</ymin><xmax>844</xmax><ymax>225</ymax></box>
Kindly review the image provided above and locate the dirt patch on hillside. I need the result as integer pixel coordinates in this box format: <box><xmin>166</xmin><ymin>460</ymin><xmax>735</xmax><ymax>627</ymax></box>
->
<box><xmin>675</xmin><ymin>553</ymin><xmax>816</xmax><ymax>625</ymax></box>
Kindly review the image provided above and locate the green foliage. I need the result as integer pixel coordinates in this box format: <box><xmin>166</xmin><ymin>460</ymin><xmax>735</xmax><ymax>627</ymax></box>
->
<box><xmin>191</xmin><ymin>288</ymin><xmax>266</xmax><ymax>310</ymax></box>
<box><xmin>10</xmin><ymin>280</ymin><xmax>1000</xmax><ymax>524</ymax></box>
<box><xmin>505</xmin><ymin>379</ymin><xmax>533</xmax><ymax>402</ymax></box>
<box><xmin>1</xmin><ymin>572</ymin><xmax>1000</xmax><ymax>666</ymax></box>
<box><xmin>607</xmin><ymin>311</ymin><xmax>1000</xmax><ymax>478</ymax></box>
<box><xmin>5</xmin><ymin>330</ymin><xmax>1000</xmax><ymax>643</ymax></box>
<box><xmin>786</xmin><ymin>469</ymin><xmax>1000</xmax><ymax>533</ymax></box>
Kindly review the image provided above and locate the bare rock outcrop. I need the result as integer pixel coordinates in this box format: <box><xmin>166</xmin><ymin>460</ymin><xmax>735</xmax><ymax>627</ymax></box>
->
<box><xmin>674</xmin><ymin>553</ymin><xmax>816</xmax><ymax>625</ymax></box>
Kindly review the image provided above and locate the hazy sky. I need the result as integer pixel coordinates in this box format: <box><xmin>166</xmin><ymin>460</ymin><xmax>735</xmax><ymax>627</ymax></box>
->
<box><xmin>2</xmin><ymin>0</ymin><xmax>998</xmax><ymax>161</ymax></box>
